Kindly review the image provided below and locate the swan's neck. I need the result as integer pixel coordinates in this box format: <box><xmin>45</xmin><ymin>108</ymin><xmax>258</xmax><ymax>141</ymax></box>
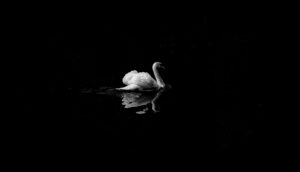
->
<box><xmin>153</xmin><ymin>63</ymin><xmax>165</xmax><ymax>88</ymax></box>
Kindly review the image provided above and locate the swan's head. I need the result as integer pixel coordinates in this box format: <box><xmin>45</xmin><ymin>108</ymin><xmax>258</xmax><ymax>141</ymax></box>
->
<box><xmin>153</xmin><ymin>62</ymin><xmax>165</xmax><ymax>69</ymax></box>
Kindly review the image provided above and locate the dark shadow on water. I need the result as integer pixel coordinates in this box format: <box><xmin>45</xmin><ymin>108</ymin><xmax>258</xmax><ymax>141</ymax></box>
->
<box><xmin>81</xmin><ymin>86</ymin><xmax>171</xmax><ymax>114</ymax></box>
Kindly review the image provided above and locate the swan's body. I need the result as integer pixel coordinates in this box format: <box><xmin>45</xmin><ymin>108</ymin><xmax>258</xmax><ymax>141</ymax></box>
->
<box><xmin>118</xmin><ymin>62</ymin><xmax>166</xmax><ymax>91</ymax></box>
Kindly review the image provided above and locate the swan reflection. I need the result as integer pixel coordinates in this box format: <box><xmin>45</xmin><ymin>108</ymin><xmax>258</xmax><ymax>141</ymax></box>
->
<box><xmin>120</xmin><ymin>89</ymin><xmax>165</xmax><ymax>114</ymax></box>
<box><xmin>94</xmin><ymin>87</ymin><xmax>168</xmax><ymax>114</ymax></box>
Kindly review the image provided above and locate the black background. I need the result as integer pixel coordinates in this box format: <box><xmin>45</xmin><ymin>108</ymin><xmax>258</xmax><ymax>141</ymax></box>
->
<box><xmin>16</xmin><ymin>15</ymin><xmax>266</xmax><ymax>160</ymax></box>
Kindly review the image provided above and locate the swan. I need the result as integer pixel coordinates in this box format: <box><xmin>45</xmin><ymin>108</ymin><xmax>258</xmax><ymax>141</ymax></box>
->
<box><xmin>117</xmin><ymin>62</ymin><xmax>166</xmax><ymax>91</ymax></box>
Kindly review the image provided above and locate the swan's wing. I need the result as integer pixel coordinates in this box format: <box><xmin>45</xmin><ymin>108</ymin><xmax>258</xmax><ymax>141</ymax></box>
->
<box><xmin>122</xmin><ymin>70</ymin><xmax>138</xmax><ymax>85</ymax></box>
<box><xmin>117</xmin><ymin>84</ymin><xmax>140</xmax><ymax>91</ymax></box>
<box><xmin>129</xmin><ymin>72</ymin><xmax>158</xmax><ymax>89</ymax></box>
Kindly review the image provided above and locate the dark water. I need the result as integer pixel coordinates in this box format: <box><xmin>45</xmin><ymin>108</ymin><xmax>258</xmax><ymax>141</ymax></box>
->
<box><xmin>16</xmin><ymin>20</ymin><xmax>267</xmax><ymax>159</ymax></box>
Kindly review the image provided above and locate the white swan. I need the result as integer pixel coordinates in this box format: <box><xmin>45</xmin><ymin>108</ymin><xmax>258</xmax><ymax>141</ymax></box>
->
<box><xmin>117</xmin><ymin>62</ymin><xmax>166</xmax><ymax>91</ymax></box>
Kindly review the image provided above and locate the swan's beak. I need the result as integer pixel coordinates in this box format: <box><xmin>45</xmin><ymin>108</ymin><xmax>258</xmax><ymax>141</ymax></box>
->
<box><xmin>160</xmin><ymin>65</ymin><xmax>166</xmax><ymax>69</ymax></box>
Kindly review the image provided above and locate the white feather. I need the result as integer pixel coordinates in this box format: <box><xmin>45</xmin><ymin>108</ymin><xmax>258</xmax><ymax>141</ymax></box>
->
<box><xmin>118</xmin><ymin>62</ymin><xmax>165</xmax><ymax>91</ymax></box>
